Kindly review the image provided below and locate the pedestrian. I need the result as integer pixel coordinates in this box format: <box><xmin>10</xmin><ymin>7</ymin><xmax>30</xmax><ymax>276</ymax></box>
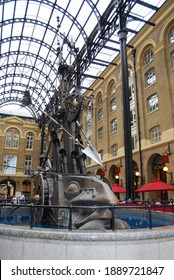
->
<box><xmin>11</xmin><ymin>195</ymin><xmax>17</xmax><ymax>204</ymax></box>
<box><xmin>18</xmin><ymin>192</ymin><xmax>25</xmax><ymax>204</ymax></box>
<box><xmin>3</xmin><ymin>194</ymin><xmax>7</xmax><ymax>204</ymax></box>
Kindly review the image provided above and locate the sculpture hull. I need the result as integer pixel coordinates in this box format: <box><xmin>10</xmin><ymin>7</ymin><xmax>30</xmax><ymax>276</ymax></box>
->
<box><xmin>33</xmin><ymin>172</ymin><xmax>129</xmax><ymax>230</ymax></box>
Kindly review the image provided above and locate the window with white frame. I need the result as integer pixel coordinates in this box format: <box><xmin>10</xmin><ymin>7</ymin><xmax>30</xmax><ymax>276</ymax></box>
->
<box><xmin>98</xmin><ymin>150</ymin><xmax>104</xmax><ymax>161</ymax></box>
<box><xmin>130</xmin><ymin>109</ymin><xmax>136</xmax><ymax>126</ymax></box>
<box><xmin>86</xmin><ymin>101</ymin><xmax>93</xmax><ymax>136</ymax></box>
<box><xmin>109</xmin><ymin>82</ymin><xmax>116</xmax><ymax>96</ymax></box>
<box><xmin>86</xmin><ymin>118</ymin><xmax>92</xmax><ymax>131</ymax></box>
<box><xmin>129</xmin><ymin>84</ymin><xmax>134</xmax><ymax>101</ymax></box>
<box><xmin>3</xmin><ymin>154</ymin><xmax>17</xmax><ymax>174</ymax></box>
<box><xmin>131</xmin><ymin>134</ymin><xmax>137</xmax><ymax>150</ymax></box>
<box><xmin>147</xmin><ymin>93</ymin><xmax>158</xmax><ymax>113</ymax></box>
<box><xmin>145</xmin><ymin>67</ymin><xmax>156</xmax><ymax>87</ymax></box>
<box><xmin>150</xmin><ymin>126</ymin><xmax>161</xmax><ymax>143</ymax></box>
<box><xmin>98</xmin><ymin>108</ymin><xmax>103</xmax><ymax>121</ymax></box>
<box><xmin>5</xmin><ymin>129</ymin><xmax>19</xmax><ymax>148</ymax></box>
<box><xmin>111</xmin><ymin>144</ymin><xmax>118</xmax><ymax>157</ymax></box>
<box><xmin>24</xmin><ymin>155</ymin><xmax>32</xmax><ymax>175</ymax></box>
<box><xmin>143</xmin><ymin>49</ymin><xmax>154</xmax><ymax>66</ymax></box>
<box><xmin>13</xmin><ymin>131</ymin><xmax>20</xmax><ymax>148</ymax></box>
<box><xmin>98</xmin><ymin>127</ymin><xmax>103</xmax><ymax>140</ymax></box>
<box><xmin>169</xmin><ymin>26</ymin><xmax>174</xmax><ymax>45</ymax></box>
<box><xmin>128</xmin><ymin>65</ymin><xmax>133</xmax><ymax>79</ymax></box>
<box><xmin>110</xmin><ymin>118</ymin><xmax>117</xmax><ymax>133</ymax></box>
<box><xmin>87</xmin><ymin>101</ymin><xmax>93</xmax><ymax>119</ymax></box>
<box><xmin>5</xmin><ymin>130</ymin><xmax>12</xmax><ymax>148</ymax></box>
<box><xmin>110</xmin><ymin>98</ymin><xmax>116</xmax><ymax>112</ymax></box>
<box><xmin>97</xmin><ymin>93</ymin><xmax>102</xmax><ymax>106</ymax></box>
<box><xmin>26</xmin><ymin>132</ymin><xmax>34</xmax><ymax>150</ymax></box>
<box><xmin>171</xmin><ymin>51</ymin><xmax>174</xmax><ymax>69</ymax></box>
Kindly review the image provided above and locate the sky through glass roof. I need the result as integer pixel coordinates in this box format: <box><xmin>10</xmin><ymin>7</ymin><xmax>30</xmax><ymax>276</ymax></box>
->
<box><xmin>0</xmin><ymin>0</ymin><xmax>167</xmax><ymax>118</ymax></box>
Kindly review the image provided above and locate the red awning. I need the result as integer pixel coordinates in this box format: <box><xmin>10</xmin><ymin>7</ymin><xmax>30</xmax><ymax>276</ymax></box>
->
<box><xmin>112</xmin><ymin>184</ymin><xmax>126</xmax><ymax>193</ymax></box>
<box><xmin>135</xmin><ymin>179</ymin><xmax>174</xmax><ymax>192</ymax></box>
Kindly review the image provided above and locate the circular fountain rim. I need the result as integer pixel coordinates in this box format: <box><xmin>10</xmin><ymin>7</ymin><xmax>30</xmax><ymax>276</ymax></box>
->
<box><xmin>1</xmin><ymin>223</ymin><xmax>174</xmax><ymax>242</ymax></box>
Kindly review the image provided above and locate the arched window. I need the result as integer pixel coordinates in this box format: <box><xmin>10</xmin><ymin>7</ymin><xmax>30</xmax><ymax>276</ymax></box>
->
<box><xmin>13</xmin><ymin>131</ymin><xmax>19</xmax><ymax>148</ymax></box>
<box><xmin>145</xmin><ymin>67</ymin><xmax>156</xmax><ymax>87</ymax></box>
<box><xmin>5</xmin><ymin>129</ymin><xmax>19</xmax><ymax>148</ymax></box>
<box><xmin>171</xmin><ymin>50</ymin><xmax>174</xmax><ymax>69</ymax></box>
<box><xmin>143</xmin><ymin>49</ymin><xmax>154</xmax><ymax>66</ymax></box>
<box><xmin>26</xmin><ymin>132</ymin><xmax>34</xmax><ymax>150</ymax></box>
<box><xmin>168</xmin><ymin>26</ymin><xmax>174</xmax><ymax>44</ymax></box>
<box><xmin>109</xmin><ymin>82</ymin><xmax>116</xmax><ymax>96</ymax></box>
<box><xmin>97</xmin><ymin>93</ymin><xmax>102</xmax><ymax>106</ymax></box>
<box><xmin>5</xmin><ymin>131</ymin><xmax>12</xmax><ymax>148</ymax></box>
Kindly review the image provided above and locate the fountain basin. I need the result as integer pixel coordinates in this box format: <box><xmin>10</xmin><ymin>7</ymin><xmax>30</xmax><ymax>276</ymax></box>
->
<box><xmin>0</xmin><ymin>209</ymin><xmax>174</xmax><ymax>260</ymax></box>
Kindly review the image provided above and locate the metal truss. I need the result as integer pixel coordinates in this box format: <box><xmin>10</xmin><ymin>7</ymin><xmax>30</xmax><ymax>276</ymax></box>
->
<box><xmin>0</xmin><ymin>0</ymin><xmax>166</xmax><ymax>118</ymax></box>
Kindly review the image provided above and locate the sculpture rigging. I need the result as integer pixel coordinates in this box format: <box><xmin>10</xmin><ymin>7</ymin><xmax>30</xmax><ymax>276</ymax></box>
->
<box><xmin>20</xmin><ymin>18</ymin><xmax>129</xmax><ymax>230</ymax></box>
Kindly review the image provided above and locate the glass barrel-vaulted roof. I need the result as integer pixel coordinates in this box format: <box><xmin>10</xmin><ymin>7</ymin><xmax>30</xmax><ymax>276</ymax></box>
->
<box><xmin>0</xmin><ymin>0</ymin><xmax>167</xmax><ymax>118</ymax></box>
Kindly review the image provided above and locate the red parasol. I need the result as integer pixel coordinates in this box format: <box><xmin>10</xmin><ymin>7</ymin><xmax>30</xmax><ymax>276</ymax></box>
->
<box><xmin>112</xmin><ymin>184</ymin><xmax>126</xmax><ymax>193</ymax></box>
<box><xmin>135</xmin><ymin>179</ymin><xmax>174</xmax><ymax>192</ymax></box>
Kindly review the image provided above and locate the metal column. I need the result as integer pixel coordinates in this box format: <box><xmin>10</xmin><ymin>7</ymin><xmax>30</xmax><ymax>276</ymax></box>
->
<box><xmin>118</xmin><ymin>10</ymin><xmax>134</xmax><ymax>200</ymax></box>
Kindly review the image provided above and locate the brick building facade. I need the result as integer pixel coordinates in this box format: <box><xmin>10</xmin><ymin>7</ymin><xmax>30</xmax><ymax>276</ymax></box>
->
<box><xmin>81</xmin><ymin>0</ymin><xmax>174</xmax><ymax>200</ymax></box>
<box><xmin>0</xmin><ymin>114</ymin><xmax>41</xmax><ymax>197</ymax></box>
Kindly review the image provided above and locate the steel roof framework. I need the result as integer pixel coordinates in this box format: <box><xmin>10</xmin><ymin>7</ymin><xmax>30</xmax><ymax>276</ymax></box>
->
<box><xmin>0</xmin><ymin>0</ymin><xmax>167</xmax><ymax>118</ymax></box>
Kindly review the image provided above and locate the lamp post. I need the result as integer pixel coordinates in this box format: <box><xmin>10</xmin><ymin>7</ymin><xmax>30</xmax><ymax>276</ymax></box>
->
<box><xmin>163</xmin><ymin>166</ymin><xmax>173</xmax><ymax>182</ymax></box>
<box><xmin>115</xmin><ymin>175</ymin><xmax>120</xmax><ymax>199</ymax></box>
<box><xmin>115</xmin><ymin>174</ymin><xmax>119</xmax><ymax>184</ymax></box>
<box><xmin>134</xmin><ymin>171</ymin><xmax>139</xmax><ymax>198</ymax></box>
<box><xmin>135</xmin><ymin>171</ymin><xmax>140</xmax><ymax>188</ymax></box>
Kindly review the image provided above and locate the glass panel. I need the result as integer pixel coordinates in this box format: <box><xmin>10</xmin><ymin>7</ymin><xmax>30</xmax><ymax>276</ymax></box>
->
<box><xmin>110</xmin><ymin>99</ymin><xmax>116</xmax><ymax>112</ymax></box>
<box><xmin>171</xmin><ymin>51</ymin><xmax>174</xmax><ymax>69</ymax></box>
<box><xmin>111</xmin><ymin>144</ymin><xmax>118</xmax><ymax>156</ymax></box>
<box><xmin>98</xmin><ymin>127</ymin><xmax>103</xmax><ymax>140</ymax></box>
<box><xmin>5</xmin><ymin>131</ymin><xmax>12</xmax><ymax>148</ymax></box>
<box><xmin>111</xmin><ymin>119</ymin><xmax>117</xmax><ymax>133</ymax></box>
<box><xmin>145</xmin><ymin>68</ymin><xmax>156</xmax><ymax>87</ymax></box>
<box><xmin>148</xmin><ymin>93</ymin><xmax>159</xmax><ymax>113</ymax></box>
<box><xmin>169</xmin><ymin>26</ymin><xmax>174</xmax><ymax>44</ymax></box>
<box><xmin>3</xmin><ymin>154</ymin><xmax>17</xmax><ymax>174</ymax></box>
<box><xmin>0</xmin><ymin>0</ymin><xmax>167</xmax><ymax>116</ymax></box>
<box><xmin>150</xmin><ymin>126</ymin><xmax>161</xmax><ymax>143</ymax></box>
<box><xmin>13</xmin><ymin>132</ymin><xmax>19</xmax><ymax>149</ymax></box>
<box><xmin>24</xmin><ymin>155</ymin><xmax>32</xmax><ymax>175</ymax></box>
<box><xmin>26</xmin><ymin>133</ymin><xmax>34</xmax><ymax>150</ymax></box>
<box><xmin>144</xmin><ymin>49</ymin><xmax>154</xmax><ymax>66</ymax></box>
